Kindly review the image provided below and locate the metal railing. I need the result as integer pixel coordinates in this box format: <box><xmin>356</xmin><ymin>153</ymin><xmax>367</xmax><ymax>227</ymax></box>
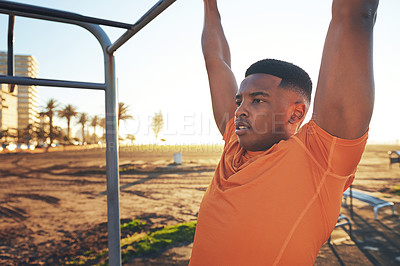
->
<box><xmin>0</xmin><ymin>0</ymin><xmax>177</xmax><ymax>265</ymax></box>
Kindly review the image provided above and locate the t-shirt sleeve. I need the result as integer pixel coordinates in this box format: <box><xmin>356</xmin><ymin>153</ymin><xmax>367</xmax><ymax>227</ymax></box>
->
<box><xmin>296</xmin><ymin>119</ymin><xmax>368</xmax><ymax>189</ymax></box>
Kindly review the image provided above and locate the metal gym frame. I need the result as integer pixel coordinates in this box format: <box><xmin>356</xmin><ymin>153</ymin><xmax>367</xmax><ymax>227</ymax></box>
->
<box><xmin>0</xmin><ymin>0</ymin><xmax>177</xmax><ymax>265</ymax></box>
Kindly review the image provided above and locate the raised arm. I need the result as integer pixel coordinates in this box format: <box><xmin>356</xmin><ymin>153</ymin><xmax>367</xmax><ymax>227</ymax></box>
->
<box><xmin>312</xmin><ymin>0</ymin><xmax>379</xmax><ymax>139</ymax></box>
<box><xmin>202</xmin><ymin>0</ymin><xmax>238</xmax><ymax>135</ymax></box>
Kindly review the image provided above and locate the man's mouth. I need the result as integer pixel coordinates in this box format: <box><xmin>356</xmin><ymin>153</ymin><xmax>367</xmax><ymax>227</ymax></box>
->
<box><xmin>235</xmin><ymin>121</ymin><xmax>251</xmax><ymax>136</ymax></box>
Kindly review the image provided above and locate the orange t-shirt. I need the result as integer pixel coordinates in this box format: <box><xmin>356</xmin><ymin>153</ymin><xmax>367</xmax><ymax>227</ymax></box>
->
<box><xmin>190</xmin><ymin>118</ymin><xmax>368</xmax><ymax>266</ymax></box>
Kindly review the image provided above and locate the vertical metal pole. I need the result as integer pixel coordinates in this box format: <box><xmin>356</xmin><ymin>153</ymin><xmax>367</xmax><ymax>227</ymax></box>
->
<box><xmin>69</xmin><ymin>21</ymin><xmax>122</xmax><ymax>266</ymax></box>
<box><xmin>7</xmin><ymin>14</ymin><xmax>16</xmax><ymax>93</ymax></box>
<box><xmin>105</xmin><ymin>52</ymin><xmax>121</xmax><ymax>265</ymax></box>
<box><xmin>72</xmin><ymin>21</ymin><xmax>122</xmax><ymax>266</ymax></box>
<box><xmin>350</xmin><ymin>185</ymin><xmax>353</xmax><ymax>220</ymax></box>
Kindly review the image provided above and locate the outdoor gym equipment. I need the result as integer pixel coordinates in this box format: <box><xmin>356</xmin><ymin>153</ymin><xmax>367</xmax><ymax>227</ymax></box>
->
<box><xmin>0</xmin><ymin>0</ymin><xmax>177</xmax><ymax>265</ymax></box>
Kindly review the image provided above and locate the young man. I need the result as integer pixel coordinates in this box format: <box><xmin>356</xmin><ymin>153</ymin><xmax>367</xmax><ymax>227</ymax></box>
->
<box><xmin>190</xmin><ymin>0</ymin><xmax>378</xmax><ymax>265</ymax></box>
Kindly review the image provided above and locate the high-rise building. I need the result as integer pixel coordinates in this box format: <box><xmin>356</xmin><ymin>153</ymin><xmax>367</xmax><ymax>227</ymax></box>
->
<box><xmin>0</xmin><ymin>83</ymin><xmax>18</xmax><ymax>142</ymax></box>
<box><xmin>0</xmin><ymin>52</ymin><xmax>40</xmax><ymax>134</ymax></box>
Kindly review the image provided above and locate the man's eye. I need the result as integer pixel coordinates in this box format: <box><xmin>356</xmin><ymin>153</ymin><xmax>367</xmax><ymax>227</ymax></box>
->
<box><xmin>253</xmin><ymin>99</ymin><xmax>264</xmax><ymax>103</ymax></box>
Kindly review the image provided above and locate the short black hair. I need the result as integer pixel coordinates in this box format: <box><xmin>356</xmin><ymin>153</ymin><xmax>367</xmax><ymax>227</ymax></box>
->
<box><xmin>245</xmin><ymin>59</ymin><xmax>312</xmax><ymax>104</ymax></box>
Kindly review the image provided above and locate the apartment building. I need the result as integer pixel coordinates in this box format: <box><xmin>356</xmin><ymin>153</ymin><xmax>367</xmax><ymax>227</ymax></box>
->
<box><xmin>0</xmin><ymin>83</ymin><xmax>18</xmax><ymax>141</ymax></box>
<box><xmin>0</xmin><ymin>52</ymin><xmax>40</xmax><ymax>133</ymax></box>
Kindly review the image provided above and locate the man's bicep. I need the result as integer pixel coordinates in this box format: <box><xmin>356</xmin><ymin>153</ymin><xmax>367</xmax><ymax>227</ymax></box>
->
<box><xmin>205</xmin><ymin>58</ymin><xmax>238</xmax><ymax>135</ymax></box>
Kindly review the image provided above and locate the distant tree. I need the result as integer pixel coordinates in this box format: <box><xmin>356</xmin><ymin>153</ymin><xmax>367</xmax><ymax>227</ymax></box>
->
<box><xmin>126</xmin><ymin>134</ymin><xmax>136</xmax><ymax>145</ymax></box>
<box><xmin>43</xmin><ymin>98</ymin><xmax>58</xmax><ymax>144</ymax></box>
<box><xmin>37</xmin><ymin>112</ymin><xmax>48</xmax><ymax>145</ymax></box>
<box><xmin>53</xmin><ymin>126</ymin><xmax>64</xmax><ymax>143</ymax></box>
<box><xmin>20</xmin><ymin>124</ymin><xmax>36</xmax><ymax>144</ymax></box>
<box><xmin>99</xmin><ymin>117</ymin><xmax>106</xmax><ymax>142</ymax></box>
<box><xmin>151</xmin><ymin>110</ymin><xmax>164</xmax><ymax>143</ymax></box>
<box><xmin>0</xmin><ymin>129</ymin><xmax>8</xmax><ymax>143</ymax></box>
<box><xmin>90</xmin><ymin>115</ymin><xmax>99</xmax><ymax>143</ymax></box>
<box><xmin>118</xmin><ymin>102</ymin><xmax>133</xmax><ymax>128</ymax></box>
<box><xmin>77</xmin><ymin>113</ymin><xmax>88</xmax><ymax>144</ymax></box>
<box><xmin>58</xmin><ymin>104</ymin><xmax>78</xmax><ymax>142</ymax></box>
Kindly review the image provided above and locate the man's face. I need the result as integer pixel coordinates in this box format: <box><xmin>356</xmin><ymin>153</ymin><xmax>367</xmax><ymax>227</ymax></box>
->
<box><xmin>235</xmin><ymin>73</ymin><xmax>297</xmax><ymax>151</ymax></box>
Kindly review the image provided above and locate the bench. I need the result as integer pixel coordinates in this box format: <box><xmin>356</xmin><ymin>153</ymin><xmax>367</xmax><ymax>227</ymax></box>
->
<box><xmin>329</xmin><ymin>214</ymin><xmax>352</xmax><ymax>243</ymax></box>
<box><xmin>388</xmin><ymin>151</ymin><xmax>400</xmax><ymax>168</ymax></box>
<box><xmin>343</xmin><ymin>189</ymin><xmax>395</xmax><ymax>220</ymax></box>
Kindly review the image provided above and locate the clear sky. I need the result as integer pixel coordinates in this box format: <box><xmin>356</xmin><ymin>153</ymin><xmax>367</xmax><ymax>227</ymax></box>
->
<box><xmin>1</xmin><ymin>0</ymin><xmax>399</xmax><ymax>144</ymax></box>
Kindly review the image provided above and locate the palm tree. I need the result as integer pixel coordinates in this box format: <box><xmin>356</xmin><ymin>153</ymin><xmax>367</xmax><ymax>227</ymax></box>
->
<box><xmin>118</xmin><ymin>102</ymin><xmax>133</xmax><ymax>128</ymax></box>
<box><xmin>52</xmin><ymin>126</ymin><xmax>64</xmax><ymax>143</ymax></box>
<box><xmin>37</xmin><ymin>112</ymin><xmax>48</xmax><ymax>145</ymax></box>
<box><xmin>20</xmin><ymin>124</ymin><xmax>35</xmax><ymax>144</ymax></box>
<box><xmin>58</xmin><ymin>104</ymin><xmax>78</xmax><ymax>142</ymax></box>
<box><xmin>43</xmin><ymin>98</ymin><xmax>58</xmax><ymax>145</ymax></box>
<box><xmin>90</xmin><ymin>115</ymin><xmax>99</xmax><ymax>143</ymax></box>
<box><xmin>77</xmin><ymin>113</ymin><xmax>88</xmax><ymax>144</ymax></box>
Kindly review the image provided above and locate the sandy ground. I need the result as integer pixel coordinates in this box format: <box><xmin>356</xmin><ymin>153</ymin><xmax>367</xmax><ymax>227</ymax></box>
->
<box><xmin>1</xmin><ymin>144</ymin><xmax>400</xmax><ymax>265</ymax></box>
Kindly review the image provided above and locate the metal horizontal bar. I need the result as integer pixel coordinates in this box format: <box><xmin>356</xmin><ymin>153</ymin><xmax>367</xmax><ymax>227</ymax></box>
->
<box><xmin>107</xmin><ymin>0</ymin><xmax>177</xmax><ymax>54</ymax></box>
<box><xmin>0</xmin><ymin>0</ymin><xmax>133</xmax><ymax>29</ymax></box>
<box><xmin>0</xmin><ymin>75</ymin><xmax>106</xmax><ymax>90</ymax></box>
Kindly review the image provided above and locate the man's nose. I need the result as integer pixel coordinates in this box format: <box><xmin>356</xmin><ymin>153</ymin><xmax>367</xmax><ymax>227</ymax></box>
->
<box><xmin>235</xmin><ymin>101</ymin><xmax>249</xmax><ymax>118</ymax></box>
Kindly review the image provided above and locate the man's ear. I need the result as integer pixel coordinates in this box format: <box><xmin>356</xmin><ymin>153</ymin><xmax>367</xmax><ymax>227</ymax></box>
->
<box><xmin>289</xmin><ymin>103</ymin><xmax>306</xmax><ymax>124</ymax></box>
